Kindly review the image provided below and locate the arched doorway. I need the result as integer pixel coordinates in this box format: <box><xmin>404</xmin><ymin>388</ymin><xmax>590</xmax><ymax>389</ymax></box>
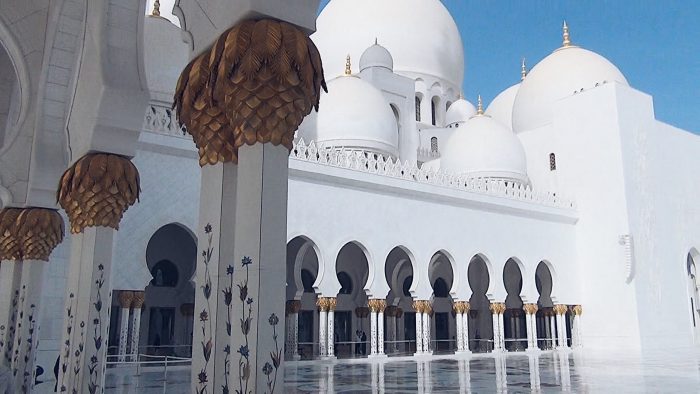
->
<box><xmin>429</xmin><ymin>251</ymin><xmax>455</xmax><ymax>353</ymax></box>
<box><xmin>503</xmin><ymin>258</ymin><xmax>525</xmax><ymax>351</ymax></box>
<box><xmin>687</xmin><ymin>251</ymin><xmax>700</xmax><ymax>343</ymax></box>
<box><xmin>285</xmin><ymin>236</ymin><xmax>320</xmax><ymax>360</ymax></box>
<box><xmin>143</xmin><ymin>223</ymin><xmax>197</xmax><ymax>357</ymax></box>
<box><xmin>384</xmin><ymin>246</ymin><xmax>414</xmax><ymax>355</ymax></box>
<box><xmin>335</xmin><ymin>242</ymin><xmax>370</xmax><ymax>358</ymax></box>
<box><xmin>467</xmin><ymin>255</ymin><xmax>493</xmax><ymax>352</ymax></box>
<box><xmin>535</xmin><ymin>261</ymin><xmax>555</xmax><ymax>349</ymax></box>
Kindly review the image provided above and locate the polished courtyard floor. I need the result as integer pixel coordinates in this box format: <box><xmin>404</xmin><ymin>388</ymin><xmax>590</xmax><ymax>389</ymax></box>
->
<box><xmin>38</xmin><ymin>347</ymin><xmax>700</xmax><ymax>393</ymax></box>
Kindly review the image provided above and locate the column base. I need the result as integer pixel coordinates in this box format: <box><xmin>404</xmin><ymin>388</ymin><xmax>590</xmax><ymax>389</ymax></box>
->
<box><xmin>367</xmin><ymin>353</ymin><xmax>388</xmax><ymax>359</ymax></box>
<box><xmin>321</xmin><ymin>355</ymin><xmax>337</xmax><ymax>361</ymax></box>
<box><xmin>526</xmin><ymin>347</ymin><xmax>541</xmax><ymax>354</ymax></box>
<box><xmin>413</xmin><ymin>351</ymin><xmax>434</xmax><ymax>358</ymax></box>
<box><xmin>455</xmin><ymin>350</ymin><xmax>472</xmax><ymax>356</ymax></box>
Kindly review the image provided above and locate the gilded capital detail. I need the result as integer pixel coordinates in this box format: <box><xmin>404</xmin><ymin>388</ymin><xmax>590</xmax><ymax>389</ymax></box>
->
<box><xmin>453</xmin><ymin>301</ymin><xmax>471</xmax><ymax>314</ymax></box>
<box><xmin>131</xmin><ymin>291</ymin><xmax>146</xmax><ymax>309</ymax></box>
<box><xmin>572</xmin><ymin>305</ymin><xmax>583</xmax><ymax>316</ymax></box>
<box><xmin>523</xmin><ymin>303</ymin><xmax>539</xmax><ymax>315</ymax></box>
<box><xmin>174</xmin><ymin>18</ymin><xmax>328</xmax><ymax>166</ymax></box>
<box><xmin>368</xmin><ymin>299</ymin><xmax>386</xmax><ymax>313</ymax></box>
<box><xmin>57</xmin><ymin>153</ymin><xmax>141</xmax><ymax>234</ymax></box>
<box><xmin>118</xmin><ymin>291</ymin><xmax>134</xmax><ymax>308</ymax></box>
<box><xmin>0</xmin><ymin>208</ymin><xmax>23</xmax><ymax>260</ymax></box>
<box><xmin>0</xmin><ymin>208</ymin><xmax>64</xmax><ymax>261</ymax></box>
<box><xmin>286</xmin><ymin>300</ymin><xmax>302</xmax><ymax>315</ymax></box>
<box><xmin>489</xmin><ymin>302</ymin><xmax>506</xmax><ymax>315</ymax></box>
<box><xmin>553</xmin><ymin>304</ymin><xmax>568</xmax><ymax>315</ymax></box>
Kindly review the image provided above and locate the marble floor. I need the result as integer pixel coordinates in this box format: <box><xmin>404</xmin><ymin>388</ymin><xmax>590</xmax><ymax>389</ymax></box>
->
<box><xmin>98</xmin><ymin>348</ymin><xmax>700</xmax><ymax>393</ymax></box>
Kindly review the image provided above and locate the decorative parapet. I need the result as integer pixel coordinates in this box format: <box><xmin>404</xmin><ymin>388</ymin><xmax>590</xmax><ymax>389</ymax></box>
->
<box><xmin>143</xmin><ymin>103</ymin><xmax>187</xmax><ymax>138</ymax></box>
<box><xmin>291</xmin><ymin>139</ymin><xmax>576</xmax><ymax>210</ymax></box>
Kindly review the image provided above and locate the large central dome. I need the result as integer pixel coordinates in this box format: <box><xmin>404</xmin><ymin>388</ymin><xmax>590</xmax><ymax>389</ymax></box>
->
<box><xmin>313</xmin><ymin>0</ymin><xmax>465</xmax><ymax>87</ymax></box>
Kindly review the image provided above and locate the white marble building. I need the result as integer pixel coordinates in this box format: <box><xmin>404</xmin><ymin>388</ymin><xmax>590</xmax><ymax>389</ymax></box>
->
<box><xmin>0</xmin><ymin>0</ymin><xmax>699</xmax><ymax>391</ymax></box>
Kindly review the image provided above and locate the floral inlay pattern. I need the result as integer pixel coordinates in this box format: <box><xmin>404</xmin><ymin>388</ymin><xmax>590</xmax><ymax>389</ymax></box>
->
<box><xmin>196</xmin><ymin>223</ymin><xmax>214</xmax><ymax>394</ymax></box>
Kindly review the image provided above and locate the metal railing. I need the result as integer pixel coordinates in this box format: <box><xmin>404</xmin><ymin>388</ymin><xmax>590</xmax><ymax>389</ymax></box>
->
<box><xmin>105</xmin><ymin>353</ymin><xmax>191</xmax><ymax>390</ymax></box>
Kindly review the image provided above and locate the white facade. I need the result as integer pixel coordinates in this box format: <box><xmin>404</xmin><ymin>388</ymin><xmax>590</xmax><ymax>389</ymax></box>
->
<box><xmin>0</xmin><ymin>0</ymin><xmax>699</xmax><ymax>387</ymax></box>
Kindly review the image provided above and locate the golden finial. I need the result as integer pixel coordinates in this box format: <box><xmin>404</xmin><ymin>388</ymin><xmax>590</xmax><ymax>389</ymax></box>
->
<box><xmin>521</xmin><ymin>58</ymin><xmax>527</xmax><ymax>81</ymax></box>
<box><xmin>345</xmin><ymin>54</ymin><xmax>351</xmax><ymax>76</ymax></box>
<box><xmin>476</xmin><ymin>95</ymin><xmax>484</xmax><ymax>115</ymax></box>
<box><xmin>562</xmin><ymin>20</ymin><xmax>571</xmax><ymax>47</ymax></box>
<box><xmin>458</xmin><ymin>91</ymin><xmax>464</xmax><ymax>100</ymax></box>
<box><xmin>152</xmin><ymin>0</ymin><xmax>161</xmax><ymax>16</ymax></box>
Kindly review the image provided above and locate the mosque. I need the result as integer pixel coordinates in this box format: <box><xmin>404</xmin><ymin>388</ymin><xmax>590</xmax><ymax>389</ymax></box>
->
<box><xmin>0</xmin><ymin>0</ymin><xmax>699</xmax><ymax>392</ymax></box>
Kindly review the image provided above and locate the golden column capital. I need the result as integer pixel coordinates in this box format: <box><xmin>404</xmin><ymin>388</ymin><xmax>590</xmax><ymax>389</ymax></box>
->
<box><xmin>57</xmin><ymin>153</ymin><xmax>140</xmax><ymax>234</ymax></box>
<box><xmin>412</xmin><ymin>300</ymin><xmax>423</xmax><ymax>314</ymax></box>
<box><xmin>131</xmin><ymin>291</ymin><xmax>146</xmax><ymax>309</ymax></box>
<box><xmin>553</xmin><ymin>304</ymin><xmax>568</xmax><ymax>316</ymax></box>
<box><xmin>174</xmin><ymin>18</ymin><xmax>327</xmax><ymax>166</ymax></box>
<box><xmin>523</xmin><ymin>303</ymin><xmax>539</xmax><ymax>315</ymax></box>
<box><xmin>327</xmin><ymin>297</ymin><xmax>337</xmax><ymax>311</ymax></box>
<box><xmin>453</xmin><ymin>301</ymin><xmax>471</xmax><ymax>314</ymax></box>
<box><xmin>0</xmin><ymin>208</ymin><xmax>24</xmax><ymax>260</ymax></box>
<box><xmin>316</xmin><ymin>297</ymin><xmax>329</xmax><ymax>312</ymax></box>
<box><xmin>572</xmin><ymin>305</ymin><xmax>583</xmax><ymax>316</ymax></box>
<box><xmin>489</xmin><ymin>302</ymin><xmax>506</xmax><ymax>315</ymax></box>
<box><xmin>117</xmin><ymin>291</ymin><xmax>134</xmax><ymax>308</ymax></box>
<box><xmin>16</xmin><ymin>208</ymin><xmax>64</xmax><ymax>261</ymax></box>
<box><xmin>368</xmin><ymin>299</ymin><xmax>386</xmax><ymax>313</ymax></box>
<box><xmin>286</xmin><ymin>300</ymin><xmax>302</xmax><ymax>315</ymax></box>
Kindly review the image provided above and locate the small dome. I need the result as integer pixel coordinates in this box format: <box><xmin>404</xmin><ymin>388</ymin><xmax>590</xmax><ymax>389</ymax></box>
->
<box><xmin>445</xmin><ymin>99</ymin><xmax>476</xmax><ymax>126</ymax></box>
<box><xmin>313</xmin><ymin>0</ymin><xmax>464</xmax><ymax>86</ymax></box>
<box><xmin>512</xmin><ymin>44</ymin><xmax>628</xmax><ymax>133</ymax></box>
<box><xmin>441</xmin><ymin>115</ymin><xmax>528</xmax><ymax>184</ymax></box>
<box><xmin>143</xmin><ymin>16</ymin><xmax>190</xmax><ymax>102</ymax></box>
<box><xmin>486</xmin><ymin>83</ymin><xmax>520</xmax><ymax>130</ymax></box>
<box><xmin>360</xmin><ymin>42</ymin><xmax>393</xmax><ymax>72</ymax></box>
<box><xmin>316</xmin><ymin>76</ymin><xmax>398</xmax><ymax>157</ymax></box>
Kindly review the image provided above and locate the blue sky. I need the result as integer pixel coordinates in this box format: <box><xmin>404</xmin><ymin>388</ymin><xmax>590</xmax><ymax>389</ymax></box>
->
<box><xmin>318</xmin><ymin>0</ymin><xmax>700</xmax><ymax>133</ymax></box>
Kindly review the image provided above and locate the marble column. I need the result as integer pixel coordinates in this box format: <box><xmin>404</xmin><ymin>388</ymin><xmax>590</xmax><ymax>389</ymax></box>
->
<box><xmin>369</xmin><ymin>309</ymin><xmax>378</xmax><ymax>356</ymax></box>
<box><xmin>454</xmin><ymin>305</ymin><xmax>463</xmax><ymax>351</ymax></box>
<box><xmin>461</xmin><ymin>303</ymin><xmax>471</xmax><ymax>353</ymax></box>
<box><xmin>378</xmin><ymin>306</ymin><xmax>385</xmax><ymax>355</ymax></box>
<box><xmin>117</xmin><ymin>291</ymin><xmax>134</xmax><ymax>362</ymax></box>
<box><xmin>548</xmin><ymin>311</ymin><xmax>556</xmax><ymax>349</ymax></box>
<box><xmin>368</xmin><ymin>299</ymin><xmax>386</xmax><ymax>357</ymax></box>
<box><xmin>317</xmin><ymin>298</ymin><xmax>328</xmax><ymax>358</ymax></box>
<box><xmin>422</xmin><ymin>301</ymin><xmax>432</xmax><ymax>354</ymax></box>
<box><xmin>554</xmin><ymin>304</ymin><xmax>569</xmax><ymax>349</ymax></box>
<box><xmin>327</xmin><ymin>298</ymin><xmax>336</xmax><ymax>357</ymax></box>
<box><xmin>130</xmin><ymin>292</ymin><xmax>145</xmax><ymax>361</ymax></box>
<box><xmin>453</xmin><ymin>301</ymin><xmax>470</xmax><ymax>354</ymax></box>
<box><xmin>9</xmin><ymin>208</ymin><xmax>64</xmax><ymax>392</ymax></box>
<box><xmin>56</xmin><ymin>153</ymin><xmax>139</xmax><ymax>394</ymax></box>
<box><xmin>413</xmin><ymin>300</ymin><xmax>424</xmax><ymax>354</ymax></box>
<box><xmin>523</xmin><ymin>303</ymin><xmax>538</xmax><ymax>351</ymax></box>
<box><xmin>384</xmin><ymin>307</ymin><xmax>396</xmax><ymax>355</ymax></box>
<box><xmin>572</xmin><ymin>305</ymin><xmax>583</xmax><ymax>348</ymax></box>
<box><xmin>489</xmin><ymin>302</ymin><xmax>506</xmax><ymax>352</ymax></box>
<box><xmin>285</xmin><ymin>300</ymin><xmax>301</xmax><ymax>360</ymax></box>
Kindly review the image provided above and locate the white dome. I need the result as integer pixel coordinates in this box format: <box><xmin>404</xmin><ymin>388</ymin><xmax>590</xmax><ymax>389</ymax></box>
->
<box><xmin>360</xmin><ymin>43</ymin><xmax>393</xmax><ymax>72</ymax></box>
<box><xmin>316</xmin><ymin>76</ymin><xmax>398</xmax><ymax>157</ymax></box>
<box><xmin>486</xmin><ymin>83</ymin><xmax>520</xmax><ymax>130</ymax></box>
<box><xmin>313</xmin><ymin>0</ymin><xmax>464</xmax><ymax>87</ymax></box>
<box><xmin>440</xmin><ymin>115</ymin><xmax>528</xmax><ymax>184</ymax></box>
<box><xmin>143</xmin><ymin>16</ymin><xmax>190</xmax><ymax>102</ymax></box>
<box><xmin>446</xmin><ymin>99</ymin><xmax>476</xmax><ymax>126</ymax></box>
<box><xmin>512</xmin><ymin>45</ymin><xmax>628</xmax><ymax>133</ymax></box>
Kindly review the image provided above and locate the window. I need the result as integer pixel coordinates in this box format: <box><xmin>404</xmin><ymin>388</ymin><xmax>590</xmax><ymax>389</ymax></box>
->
<box><xmin>338</xmin><ymin>271</ymin><xmax>353</xmax><ymax>294</ymax></box>
<box><xmin>430</xmin><ymin>137</ymin><xmax>438</xmax><ymax>152</ymax></box>
<box><xmin>431</xmin><ymin>98</ymin><xmax>437</xmax><ymax>125</ymax></box>
<box><xmin>549</xmin><ymin>153</ymin><xmax>557</xmax><ymax>171</ymax></box>
<box><xmin>415</xmin><ymin>96</ymin><xmax>421</xmax><ymax>122</ymax></box>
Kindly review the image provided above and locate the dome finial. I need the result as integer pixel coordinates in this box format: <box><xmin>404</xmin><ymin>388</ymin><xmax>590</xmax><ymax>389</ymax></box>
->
<box><xmin>375</xmin><ymin>37</ymin><xmax>378</xmax><ymax>45</ymax></box>
<box><xmin>152</xmin><ymin>0</ymin><xmax>161</xmax><ymax>16</ymax></box>
<box><xmin>345</xmin><ymin>54</ymin><xmax>352</xmax><ymax>76</ymax></box>
<box><xmin>476</xmin><ymin>95</ymin><xmax>484</xmax><ymax>115</ymax></box>
<box><xmin>562</xmin><ymin>20</ymin><xmax>571</xmax><ymax>47</ymax></box>
<box><xmin>458</xmin><ymin>91</ymin><xmax>464</xmax><ymax>100</ymax></box>
<box><xmin>521</xmin><ymin>58</ymin><xmax>527</xmax><ymax>81</ymax></box>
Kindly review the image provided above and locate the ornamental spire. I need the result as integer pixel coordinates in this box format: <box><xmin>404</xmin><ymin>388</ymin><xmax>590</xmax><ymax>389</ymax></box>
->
<box><xmin>476</xmin><ymin>94</ymin><xmax>484</xmax><ymax>115</ymax></box>
<box><xmin>521</xmin><ymin>58</ymin><xmax>527</xmax><ymax>81</ymax></box>
<box><xmin>152</xmin><ymin>0</ymin><xmax>161</xmax><ymax>16</ymax></box>
<box><xmin>345</xmin><ymin>54</ymin><xmax>351</xmax><ymax>76</ymax></box>
<box><xmin>562</xmin><ymin>20</ymin><xmax>571</xmax><ymax>47</ymax></box>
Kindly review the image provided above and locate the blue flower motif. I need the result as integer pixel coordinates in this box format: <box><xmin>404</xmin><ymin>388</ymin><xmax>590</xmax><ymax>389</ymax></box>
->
<box><xmin>241</xmin><ymin>256</ymin><xmax>252</xmax><ymax>266</ymax></box>
<box><xmin>204</xmin><ymin>224</ymin><xmax>212</xmax><ymax>234</ymax></box>
<box><xmin>246</xmin><ymin>298</ymin><xmax>253</xmax><ymax>305</ymax></box>
<box><xmin>262</xmin><ymin>362</ymin><xmax>273</xmax><ymax>376</ymax></box>
<box><xmin>226</xmin><ymin>265</ymin><xmax>234</xmax><ymax>275</ymax></box>
<box><xmin>237</xmin><ymin>345</ymin><xmax>249</xmax><ymax>359</ymax></box>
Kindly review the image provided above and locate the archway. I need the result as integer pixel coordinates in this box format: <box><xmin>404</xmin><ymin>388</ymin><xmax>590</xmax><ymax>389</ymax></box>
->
<box><xmin>0</xmin><ymin>44</ymin><xmax>19</xmax><ymax>149</ymax></box>
<box><xmin>384</xmin><ymin>246</ymin><xmax>414</xmax><ymax>355</ymax></box>
<box><xmin>429</xmin><ymin>251</ymin><xmax>455</xmax><ymax>353</ymax></box>
<box><xmin>285</xmin><ymin>236</ymin><xmax>320</xmax><ymax>360</ymax></box>
<box><xmin>467</xmin><ymin>255</ymin><xmax>493</xmax><ymax>352</ymax></box>
<box><xmin>390</xmin><ymin>104</ymin><xmax>401</xmax><ymax>159</ymax></box>
<box><xmin>503</xmin><ymin>258</ymin><xmax>525</xmax><ymax>351</ymax></box>
<box><xmin>335</xmin><ymin>242</ymin><xmax>370</xmax><ymax>357</ymax></box>
<box><xmin>535</xmin><ymin>261</ymin><xmax>555</xmax><ymax>349</ymax></box>
<box><xmin>687</xmin><ymin>251</ymin><xmax>700</xmax><ymax>343</ymax></box>
<box><xmin>142</xmin><ymin>223</ymin><xmax>197</xmax><ymax>357</ymax></box>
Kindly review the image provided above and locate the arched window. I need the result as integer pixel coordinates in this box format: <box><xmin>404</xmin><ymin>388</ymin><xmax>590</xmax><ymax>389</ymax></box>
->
<box><xmin>549</xmin><ymin>153</ymin><xmax>557</xmax><ymax>171</ymax></box>
<box><xmin>301</xmin><ymin>269</ymin><xmax>315</xmax><ymax>293</ymax></box>
<box><xmin>446</xmin><ymin>101</ymin><xmax>452</xmax><ymax>112</ymax></box>
<box><xmin>431</xmin><ymin>97</ymin><xmax>438</xmax><ymax>126</ymax></box>
<box><xmin>150</xmin><ymin>260</ymin><xmax>179</xmax><ymax>287</ymax></box>
<box><xmin>430</xmin><ymin>137</ymin><xmax>438</xmax><ymax>152</ymax></box>
<box><xmin>415</xmin><ymin>96</ymin><xmax>422</xmax><ymax>122</ymax></box>
<box><xmin>338</xmin><ymin>271</ymin><xmax>353</xmax><ymax>295</ymax></box>
<box><xmin>402</xmin><ymin>275</ymin><xmax>413</xmax><ymax>297</ymax></box>
<box><xmin>433</xmin><ymin>278</ymin><xmax>449</xmax><ymax>298</ymax></box>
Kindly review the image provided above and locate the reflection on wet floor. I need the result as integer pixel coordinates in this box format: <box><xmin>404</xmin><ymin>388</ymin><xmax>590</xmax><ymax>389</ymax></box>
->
<box><xmin>101</xmin><ymin>348</ymin><xmax>700</xmax><ymax>393</ymax></box>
